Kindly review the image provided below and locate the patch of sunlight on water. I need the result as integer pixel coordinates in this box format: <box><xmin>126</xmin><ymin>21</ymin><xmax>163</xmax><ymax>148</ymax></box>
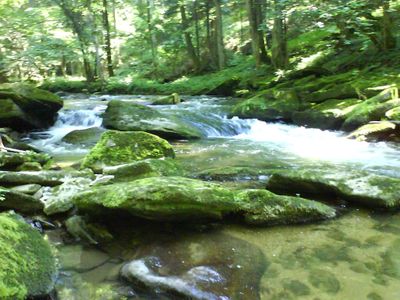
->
<box><xmin>224</xmin><ymin>210</ymin><xmax>400</xmax><ymax>300</ymax></box>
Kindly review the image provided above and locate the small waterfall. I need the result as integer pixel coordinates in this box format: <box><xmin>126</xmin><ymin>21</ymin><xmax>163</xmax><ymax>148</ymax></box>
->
<box><xmin>28</xmin><ymin>107</ymin><xmax>104</xmax><ymax>154</ymax></box>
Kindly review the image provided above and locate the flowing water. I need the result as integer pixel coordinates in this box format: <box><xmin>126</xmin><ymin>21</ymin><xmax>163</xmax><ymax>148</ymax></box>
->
<box><xmin>29</xmin><ymin>94</ymin><xmax>400</xmax><ymax>299</ymax></box>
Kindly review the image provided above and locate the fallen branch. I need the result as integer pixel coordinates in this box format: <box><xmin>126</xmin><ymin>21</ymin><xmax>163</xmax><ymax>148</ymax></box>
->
<box><xmin>0</xmin><ymin>136</ymin><xmax>24</xmax><ymax>153</ymax></box>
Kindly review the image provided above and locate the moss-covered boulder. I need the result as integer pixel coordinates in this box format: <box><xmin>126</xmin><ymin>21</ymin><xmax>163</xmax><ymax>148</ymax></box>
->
<box><xmin>229</xmin><ymin>89</ymin><xmax>305</xmax><ymax>121</ymax></box>
<box><xmin>292</xmin><ymin>99</ymin><xmax>361</xmax><ymax>130</ymax></box>
<box><xmin>0</xmin><ymin>83</ymin><xmax>63</xmax><ymax>131</ymax></box>
<box><xmin>0</xmin><ymin>151</ymin><xmax>51</xmax><ymax>171</ymax></box>
<box><xmin>347</xmin><ymin>121</ymin><xmax>399</xmax><ymax>142</ymax></box>
<box><xmin>266</xmin><ymin>169</ymin><xmax>400</xmax><ymax>209</ymax></box>
<box><xmin>103</xmin><ymin>158</ymin><xmax>183</xmax><ymax>182</ymax></box>
<box><xmin>72</xmin><ymin>176</ymin><xmax>336</xmax><ymax>225</ymax></box>
<box><xmin>62</xmin><ymin>127</ymin><xmax>106</xmax><ymax>147</ymax></box>
<box><xmin>81</xmin><ymin>131</ymin><xmax>175</xmax><ymax>172</ymax></box>
<box><xmin>0</xmin><ymin>212</ymin><xmax>57</xmax><ymax>299</ymax></box>
<box><xmin>103</xmin><ymin>100</ymin><xmax>203</xmax><ymax>139</ymax></box>
<box><xmin>341</xmin><ymin>88</ymin><xmax>400</xmax><ymax>131</ymax></box>
<box><xmin>0</xmin><ymin>187</ymin><xmax>43</xmax><ymax>213</ymax></box>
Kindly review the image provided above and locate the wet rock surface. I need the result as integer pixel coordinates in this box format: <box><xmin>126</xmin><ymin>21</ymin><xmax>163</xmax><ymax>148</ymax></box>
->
<box><xmin>121</xmin><ymin>232</ymin><xmax>267</xmax><ymax>300</ymax></box>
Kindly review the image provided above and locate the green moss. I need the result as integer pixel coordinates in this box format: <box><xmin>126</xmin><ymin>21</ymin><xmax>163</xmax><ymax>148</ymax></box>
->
<box><xmin>0</xmin><ymin>212</ymin><xmax>56</xmax><ymax>299</ymax></box>
<box><xmin>72</xmin><ymin>176</ymin><xmax>336</xmax><ymax>225</ymax></box>
<box><xmin>266</xmin><ymin>169</ymin><xmax>400</xmax><ymax>209</ymax></box>
<box><xmin>342</xmin><ymin>88</ymin><xmax>400</xmax><ymax>131</ymax></box>
<box><xmin>81</xmin><ymin>131</ymin><xmax>175</xmax><ymax>172</ymax></box>
<box><xmin>235</xmin><ymin>189</ymin><xmax>336</xmax><ymax>225</ymax></box>
<box><xmin>230</xmin><ymin>89</ymin><xmax>303</xmax><ymax>121</ymax></box>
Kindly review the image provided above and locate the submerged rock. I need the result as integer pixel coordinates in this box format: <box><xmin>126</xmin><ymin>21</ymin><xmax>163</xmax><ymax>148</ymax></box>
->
<box><xmin>81</xmin><ymin>131</ymin><xmax>175</xmax><ymax>172</ymax></box>
<box><xmin>0</xmin><ymin>211</ymin><xmax>57</xmax><ymax>299</ymax></box>
<box><xmin>62</xmin><ymin>127</ymin><xmax>106</xmax><ymax>147</ymax></box>
<box><xmin>121</xmin><ymin>233</ymin><xmax>266</xmax><ymax>300</ymax></box>
<box><xmin>102</xmin><ymin>100</ymin><xmax>203</xmax><ymax>139</ymax></box>
<box><xmin>0</xmin><ymin>187</ymin><xmax>44</xmax><ymax>213</ymax></box>
<box><xmin>103</xmin><ymin>158</ymin><xmax>183</xmax><ymax>182</ymax></box>
<box><xmin>0</xmin><ymin>83</ymin><xmax>63</xmax><ymax>131</ymax></box>
<box><xmin>266</xmin><ymin>169</ymin><xmax>400</xmax><ymax>209</ymax></box>
<box><xmin>72</xmin><ymin>176</ymin><xmax>335</xmax><ymax>225</ymax></box>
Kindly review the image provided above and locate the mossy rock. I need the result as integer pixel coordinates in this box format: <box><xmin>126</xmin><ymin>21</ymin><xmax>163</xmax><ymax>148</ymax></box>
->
<box><xmin>0</xmin><ymin>151</ymin><xmax>51</xmax><ymax>171</ymax></box>
<box><xmin>0</xmin><ymin>211</ymin><xmax>57</xmax><ymax>299</ymax></box>
<box><xmin>0</xmin><ymin>83</ymin><xmax>63</xmax><ymax>130</ymax></box>
<box><xmin>347</xmin><ymin>121</ymin><xmax>399</xmax><ymax>142</ymax></box>
<box><xmin>230</xmin><ymin>89</ymin><xmax>305</xmax><ymax>121</ymax></box>
<box><xmin>386</xmin><ymin>107</ymin><xmax>400</xmax><ymax>120</ymax></box>
<box><xmin>81</xmin><ymin>131</ymin><xmax>175</xmax><ymax>172</ymax></box>
<box><xmin>266</xmin><ymin>169</ymin><xmax>400</xmax><ymax>209</ymax></box>
<box><xmin>72</xmin><ymin>176</ymin><xmax>336</xmax><ymax>225</ymax></box>
<box><xmin>0</xmin><ymin>169</ymin><xmax>94</xmax><ymax>187</ymax></box>
<box><xmin>103</xmin><ymin>158</ymin><xmax>183</xmax><ymax>182</ymax></box>
<box><xmin>62</xmin><ymin>127</ymin><xmax>106</xmax><ymax>147</ymax></box>
<box><xmin>341</xmin><ymin>88</ymin><xmax>400</xmax><ymax>131</ymax></box>
<box><xmin>0</xmin><ymin>187</ymin><xmax>44</xmax><ymax>213</ymax></box>
<box><xmin>302</xmin><ymin>83</ymin><xmax>358</xmax><ymax>103</ymax></box>
<box><xmin>235</xmin><ymin>189</ymin><xmax>336</xmax><ymax>225</ymax></box>
<box><xmin>103</xmin><ymin>100</ymin><xmax>203</xmax><ymax>140</ymax></box>
<box><xmin>292</xmin><ymin>98</ymin><xmax>361</xmax><ymax>130</ymax></box>
<box><xmin>151</xmin><ymin>93</ymin><xmax>181</xmax><ymax>105</ymax></box>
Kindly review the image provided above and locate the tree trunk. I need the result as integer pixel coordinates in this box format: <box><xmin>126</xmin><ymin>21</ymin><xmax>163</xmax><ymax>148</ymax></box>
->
<box><xmin>180</xmin><ymin>4</ymin><xmax>201</xmax><ymax>71</ymax></box>
<box><xmin>271</xmin><ymin>0</ymin><xmax>288</xmax><ymax>70</ymax></box>
<box><xmin>103</xmin><ymin>0</ymin><xmax>114</xmax><ymax>76</ymax></box>
<box><xmin>193</xmin><ymin>0</ymin><xmax>201</xmax><ymax>58</ymax></box>
<box><xmin>381</xmin><ymin>0</ymin><xmax>396</xmax><ymax>51</ymax></box>
<box><xmin>213</xmin><ymin>0</ymin><xmax>226</xmax><ymax>70</ymax></box>
<box><xmin>146</xmin><ymin>0</ymin><xmax>158</xmax><ymax>72</ymax></box>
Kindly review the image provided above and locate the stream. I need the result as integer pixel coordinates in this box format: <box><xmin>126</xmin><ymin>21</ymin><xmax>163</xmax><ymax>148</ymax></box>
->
<box><xmin>28</xmin><ymin>94</ymin><xmax>400</xmax><ymax>299</ymax></box>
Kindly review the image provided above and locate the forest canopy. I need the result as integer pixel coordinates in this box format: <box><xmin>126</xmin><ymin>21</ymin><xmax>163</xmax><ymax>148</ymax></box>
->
<box><xmin>0</xmin><ymin>0</ymin><xmax>398</xmax><ymax>84</ymax></box>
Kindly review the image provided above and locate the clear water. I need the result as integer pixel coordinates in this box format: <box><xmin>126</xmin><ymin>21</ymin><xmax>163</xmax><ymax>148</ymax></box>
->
<box><xmin>32</xmin><ymin>94</ymin><xmax>400</xmax><ymax>299</ymax></box>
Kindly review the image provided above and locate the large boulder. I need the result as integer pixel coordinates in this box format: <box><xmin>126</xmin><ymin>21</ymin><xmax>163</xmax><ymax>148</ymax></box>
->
<box><xmin>121</xmin><ymin>233</ymin><xmax>266</xmax><ymax>300</ymax></box>
<box><xmin>292</xmin><ymin>99</ymin><xmax>361</xmax><ymax>130</ymax></box>
<box><xmin>0</xmin><ymin>187</ymin><xmax>43</xmax><ymax>213</ymax></box>
<box><xmin>0</xmin><ymin>212</ymin><xmax>57</xmax><ymax>299</ymax></box>
<box><xmin>103</xmin><ymin>100</ymin><xmax>203</xmax><ymax>139</ymax></box>
<box><xmin>72</xmin><ymin>177</ymin><xmax>336</xmax><ymax>225</ymax></box>
<box><xmin>229</xmin><ymin>89</ymin><xmax>305</xmax><ymax>121</ymax></box>
<box><xmin>81</xmin><ymin>131</ymin><xmax>175</xmax><ymax>172</ymax></box>
<box><xmin>266</xmin><ymin>169</ymin><xmax>400</xmax><ymax>209</ymax></box>
<box><xmin>0</xmin><ymin>83</ymin><xmax>63</xmax><ymax>131</ymax></box>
